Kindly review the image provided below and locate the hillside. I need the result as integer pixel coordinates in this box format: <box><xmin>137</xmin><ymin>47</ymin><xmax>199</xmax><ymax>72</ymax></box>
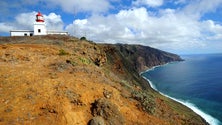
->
<box><xmin>0</xmin><ymin>35</ymin><xmax>207</xmax><ymax>125</ymax></box>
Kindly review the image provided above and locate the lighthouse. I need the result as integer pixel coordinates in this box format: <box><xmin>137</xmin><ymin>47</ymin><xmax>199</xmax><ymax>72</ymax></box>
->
<box><xmin>34</xmin><ymin>12</ymin><xmax>47</xmax><ymax>35</ymax></box>
<box><xmin>10</xmin><ymin>11</ymin><xmax>68</xmax><ymax>36</ymax></box>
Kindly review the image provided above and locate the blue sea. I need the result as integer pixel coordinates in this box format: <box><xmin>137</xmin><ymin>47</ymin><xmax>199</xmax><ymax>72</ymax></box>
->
<box><xmin>142</xmin><ymin>54</ymin><xmax>222</xmax><ymax>125</ymax></box>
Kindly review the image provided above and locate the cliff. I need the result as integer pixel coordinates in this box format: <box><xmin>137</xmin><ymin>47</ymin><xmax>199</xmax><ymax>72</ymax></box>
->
<box><xmin>0</xmin><ymin>35</ymin><xmax>207</xmax><ymax>125</ymax></box>
<box><xmin>105</xmin><ymin>44</ymin><xmax>183</xmax><ymax>73</ymax></box>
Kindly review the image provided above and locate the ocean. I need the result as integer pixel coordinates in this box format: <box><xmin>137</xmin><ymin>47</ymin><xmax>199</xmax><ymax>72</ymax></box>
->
<box><xmin>142</xmin><ymin>54</ymin><xmax>222</xmax><ymax>125</ymax></box>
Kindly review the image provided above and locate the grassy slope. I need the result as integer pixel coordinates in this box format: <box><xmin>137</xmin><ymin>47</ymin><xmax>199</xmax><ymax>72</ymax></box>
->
<box><xmin>0</xmin><ymin>35</ymin><xmax>207</xmax><ymax>125</ymax></box>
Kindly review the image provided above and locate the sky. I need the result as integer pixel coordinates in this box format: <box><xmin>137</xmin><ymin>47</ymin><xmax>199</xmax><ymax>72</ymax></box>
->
<box><xmin>1</xmin><ymin>0</ymin><xmax>222</xmax><ymax>54</ymax></box>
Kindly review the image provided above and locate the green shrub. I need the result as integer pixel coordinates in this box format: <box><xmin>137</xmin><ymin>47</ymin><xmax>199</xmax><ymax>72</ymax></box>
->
<box><xmin>132</xmin><ymin>91</ymin><xmax>156</xmax><ymax>114</ymax></box>
<box><xmin>80</xmin><ymin>37</ymin><xmax>86</xmax><ymax>41</ymax></box>
<box><xmin>59</xmin><ymin>49</ymin><xmax>69</xmax><ymax>56</ymax></box>
<box><xmin>79</xmin><ymin>57</ymin><xmax>91</xmax><ymax>65</ymax></box>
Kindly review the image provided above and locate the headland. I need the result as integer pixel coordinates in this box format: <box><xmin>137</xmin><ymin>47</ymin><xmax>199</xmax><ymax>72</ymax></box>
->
<box><xmin>0</xmin><ymin>35</ymin><xmax>208</xmax><ymax>125</ymax></box>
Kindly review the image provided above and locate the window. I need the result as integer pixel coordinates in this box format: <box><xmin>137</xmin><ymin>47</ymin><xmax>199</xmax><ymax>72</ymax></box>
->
<box><xmin>38</xmin><ymin>29</ymin><xmax>41</xmax><ymax>33</ymax></box>
<box><xmin>30</xmin><ymin>33</ymin><xmax>33</xmax><ymax>36</ymax></box>
<box><xmin>24</xmin><ymin>33</ymin><xmax>27</xmax><ymax>36</ymax></box>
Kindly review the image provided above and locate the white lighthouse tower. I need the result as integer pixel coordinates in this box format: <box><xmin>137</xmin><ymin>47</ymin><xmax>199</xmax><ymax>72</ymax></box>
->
<box><xmin>34</xmin><ymin>12</ymin><xmax>47</xmax><ymax>35</ymax></box>
<box><xmin>10</xmin><ymin>11</ymin><xmax>68</xmax><ymax>36</ymax></box>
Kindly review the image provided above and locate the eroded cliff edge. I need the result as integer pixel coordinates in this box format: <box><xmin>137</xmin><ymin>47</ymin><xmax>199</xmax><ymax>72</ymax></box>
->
<box><xmin>102</xmin><ymin>44</ymin><xmax>184</xmax><ymax>89</ymax></box>
<box><xmin>0</xmin><ymin>35</ymin><xmax>207</xmax><ymax>125</ymax></box>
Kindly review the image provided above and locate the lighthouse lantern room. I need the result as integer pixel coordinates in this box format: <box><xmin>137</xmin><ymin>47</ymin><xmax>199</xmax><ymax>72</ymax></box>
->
<box><xmin>36</xmin><ymin>12</ymin><xmax>44</xmax><ymax>22</ymax></box>
<box><xmin>34</xmin><ymin>12</ymin><xmax>47</xmax><ymax>35</ymax></box>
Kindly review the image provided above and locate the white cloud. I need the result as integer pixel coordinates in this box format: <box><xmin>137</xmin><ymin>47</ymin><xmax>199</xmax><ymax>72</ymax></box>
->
<box><xmin>0</xmin><ymin>12</ymin><xmax>36</xmax><ymax>33</ymax></box>
<box><xmin>15</xmin><ymin>12</ymin><xmax>36</xmax><ymax>30</ymax></box>
<box><xmin>43</xmin><ymin>0</ymin><xmax>111</xmax><ymax>14</ymax></box>
<box><xmin>44</xmin><ymin>13</ymin><xmax>64</xmax><ymax>31</ymax></box>
<box><xmin>183</xmin><ymin>0</ymin><xmax>222</xmax><ymax>19</ymax></box>
<box><xmin>0</xmin><ymin>23</ymin><xmax>14</xmax><ymax>33</ymax></box>
<box><xmin>201</xmin><ymin>20</ymin><xmax>222</xmax><ymax>41</ymax></box>
<box><xmin>66</xmin><ymin>5</ymin><xmax>222</xmax><ymax>54</ymax></box>
<box><xmin>66</xmin><ymin>8</ymin><xmax>150</xmax><ymax>43</ymax></box>
<box><xmin>133</xmin><ymin>0</ymin><xmax>163</xmax><ymax>7</ymax></box>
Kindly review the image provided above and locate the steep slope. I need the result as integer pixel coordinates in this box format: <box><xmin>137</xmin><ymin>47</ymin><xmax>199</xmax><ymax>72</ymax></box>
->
<box><xmin>0</xmin><ymin>35</ymin><xmax>207</xmax><ymax>125</ymax></box>
<box><xmin>102</xmin><ymin>44</ymin><xmax>183</xmax><ymax>89</ymax></box>
<box><xmin>108</xmin><ymin>44</ymin><xmax>183</xmax><ymax>72</ymax></box>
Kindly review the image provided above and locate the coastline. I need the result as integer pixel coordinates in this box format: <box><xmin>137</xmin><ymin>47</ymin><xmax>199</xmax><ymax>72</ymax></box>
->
<box><xmin>141</xmin><ymin>63</ymin><xmax>221</xmax><ymax>125</ymax></box>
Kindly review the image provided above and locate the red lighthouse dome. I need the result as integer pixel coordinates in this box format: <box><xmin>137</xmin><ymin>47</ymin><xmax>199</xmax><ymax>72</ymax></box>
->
<box><xmin>36</xmin><ymin>12</ymin><xmax>44</xmax><ymax>22</ymax></box>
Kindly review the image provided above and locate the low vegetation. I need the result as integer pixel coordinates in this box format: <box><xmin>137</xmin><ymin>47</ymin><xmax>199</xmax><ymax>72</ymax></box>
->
<box><xmin>132</xmin><ymin>90</ymin><xmax>156</xmax><ymax>114</ymax></box>
<box><xmin>58</xmin><ymin>49</ymin><xmax>69</xmax><ymax>55</ymax></box>
<box><xmin>79</xmin><ymin>57</ymin><xmax>91</xmax><ymax>65</ymax></box>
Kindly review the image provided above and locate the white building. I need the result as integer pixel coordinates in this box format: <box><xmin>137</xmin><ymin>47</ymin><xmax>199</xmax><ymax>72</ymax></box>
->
<box><xmin>10</xmin><ymin>12</ymin><xmax>68</xmax><ymax>36</ymax></box>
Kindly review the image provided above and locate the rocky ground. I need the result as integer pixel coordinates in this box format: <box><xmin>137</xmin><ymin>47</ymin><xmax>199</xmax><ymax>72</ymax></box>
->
<box><xmin>0</xmin><ymin>35</ymin><xmax>207</xmax><ymax>125</ymax></box>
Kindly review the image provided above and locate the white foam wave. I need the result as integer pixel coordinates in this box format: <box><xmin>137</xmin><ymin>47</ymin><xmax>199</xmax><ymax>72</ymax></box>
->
<box><xmin>142</xmin><ymin>69</ymin><xmax>221</xmax><ymax>125</ymax></box>
<box><xmin>161</xmin><ymin>92</ymin><xmax>221</xmax><ymax>125</ymax></box>
<box><xmin>163</xmin><ymin>93</ymin><xmax>221</xmax><ymax>125</ymax></box>
<box><xmin>142</xmin><ymin>76</ymin><xmax>158</xmax><ymax>91</ymax></box>
<box><xmin>140</xmin><ymin>63</ymin><xmax>169</xmax><ymax>75</ymax></box>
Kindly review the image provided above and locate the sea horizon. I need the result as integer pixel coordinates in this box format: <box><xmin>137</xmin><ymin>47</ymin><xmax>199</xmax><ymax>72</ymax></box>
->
<box><xmin>142</xmin><ymin>53</ymin><xmax>222</xmax><ymax>125</ymax></box>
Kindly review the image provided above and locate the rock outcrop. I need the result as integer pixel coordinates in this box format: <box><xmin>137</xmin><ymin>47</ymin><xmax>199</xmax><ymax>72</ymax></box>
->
<box><xmin>90</xmin><ymin>98</ymin><xmax>125</xmax><ymax>125</ymax></box>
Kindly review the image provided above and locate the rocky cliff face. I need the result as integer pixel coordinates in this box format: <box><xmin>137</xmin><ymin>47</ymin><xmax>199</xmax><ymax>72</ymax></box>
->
<box><xmin>0</xmin><ymin>35</ymin><xmax>207</xmax><ymax>125</ymax></box>
<box><xmin>108</xmin><ymin>44</ymin><xmax>183</xmax><ymax>73</ymax></box>
<box><xmin>101</xmin><ymin>44</ymin><xmax>183</xmax><ymax>89</ymax></box>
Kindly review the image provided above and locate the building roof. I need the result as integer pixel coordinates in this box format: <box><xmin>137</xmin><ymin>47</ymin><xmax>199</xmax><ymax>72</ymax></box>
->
<box><xmin>10</xmin><ymin>30</ymin><xmax>34</xmax><ymax>32</ymax></box>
